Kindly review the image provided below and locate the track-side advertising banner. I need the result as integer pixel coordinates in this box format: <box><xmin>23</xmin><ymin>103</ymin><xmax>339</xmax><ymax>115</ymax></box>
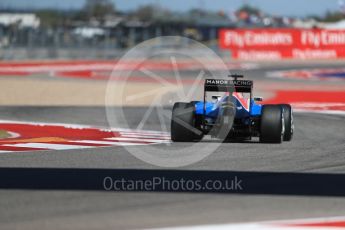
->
<box><xmin>219</xmin><ymin>29</ymin><xmax>345</xmax><ymax>60</ymax></box>
<box><xmin>232</xmin><ymin>49</ymin><xmax>345</xmax><ymax>60</ymax></box>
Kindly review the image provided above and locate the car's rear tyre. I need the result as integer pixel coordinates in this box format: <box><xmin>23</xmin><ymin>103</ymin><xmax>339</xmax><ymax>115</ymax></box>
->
<box><xmin>260</xmin><ymin>105</ymin><xmax>284</xmax><ymax>143</ymax></box>
<box><xmin>279</xmin><ymin>104</ymin><xmax>293</xmax><ymax>141</ymax></box>
<box><xmin>171</xmin><ymin>102</ymin><xmax>203</xmax><ymax>142</ymax></box>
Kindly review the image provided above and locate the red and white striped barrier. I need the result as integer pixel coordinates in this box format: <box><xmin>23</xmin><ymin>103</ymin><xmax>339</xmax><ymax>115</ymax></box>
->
<box><xmin>0</xmin><ymin>120</ymin><xmax>170</xmax><ymax>153</ymax></box>
<box><xmin>156</xmin><ymin>216</ymin><xmax>345</xmax><ymax>230</ymax></box>
<box><xmin>263</xmin><ymin>90</ymin><xmax>345</xmax><ymax>115</ymax></box>
<box><xmin>0</xmin><ymin>60</ymin><xmax>258</xmax><ymax>81</ymax></box>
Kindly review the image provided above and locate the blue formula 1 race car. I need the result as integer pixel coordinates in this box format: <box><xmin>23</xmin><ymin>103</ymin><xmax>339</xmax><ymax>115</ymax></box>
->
<box><xmin>171</xmin><ymin>75</ymin><xmax>293</xmax><ymax>143</ymax></box>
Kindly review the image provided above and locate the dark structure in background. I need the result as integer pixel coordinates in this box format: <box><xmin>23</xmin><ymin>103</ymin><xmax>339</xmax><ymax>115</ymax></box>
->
<box><xmin>0</xmin><ymin>10</ymin><xmax>235</xmax><ymax>46</ymax></box>
<box><xmin>0</xmin><ymin>9</ymin><xmax>236</xmax><ymax>59</ymax></box>
<box><xmin>0</xmin><ymin>0</ymin><xmax>343</xmax><ymax>59</ymax></box>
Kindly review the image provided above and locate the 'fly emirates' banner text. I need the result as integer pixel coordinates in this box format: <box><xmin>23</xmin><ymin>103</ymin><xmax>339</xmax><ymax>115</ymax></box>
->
<box><xmin>219</xmin><ymin>29</ymin><xmax>345</xmax><ymax>59</ymax></box>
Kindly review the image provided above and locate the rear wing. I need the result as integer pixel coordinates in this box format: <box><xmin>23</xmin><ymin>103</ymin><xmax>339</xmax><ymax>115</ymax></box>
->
<box><xmin>204</xmin><ymin>79</ymin><xmax>253</xmax><ymax>93</ymax></box>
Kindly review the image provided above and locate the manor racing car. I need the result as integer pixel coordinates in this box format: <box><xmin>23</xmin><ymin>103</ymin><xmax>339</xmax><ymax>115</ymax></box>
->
<box><xmin>171</xmin><ymin>75</ymin><xmax>293</xmax><ymax>143</ymax></box>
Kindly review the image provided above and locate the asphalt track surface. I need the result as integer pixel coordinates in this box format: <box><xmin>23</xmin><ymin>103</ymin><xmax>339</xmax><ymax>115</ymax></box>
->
<box><xmin>0</xmin><ymin>63</ymin><xmax>345</xmax><ymax>229</ymax></box>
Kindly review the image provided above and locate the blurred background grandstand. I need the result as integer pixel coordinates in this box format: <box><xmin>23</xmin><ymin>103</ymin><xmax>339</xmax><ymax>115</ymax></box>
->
<box><xmin>1</xmin><ymin>0</ymin><xmax>345</xmax><ymax>60</ymax></box>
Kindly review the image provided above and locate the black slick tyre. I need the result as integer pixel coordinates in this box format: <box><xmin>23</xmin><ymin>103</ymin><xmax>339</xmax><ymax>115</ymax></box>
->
<box><xmin>260</xmin><ymin>105</ymin><xmax>284</xmax><ymax>143</ymax></box>
<box><xmin>171</xmin><ymin>102</ymin><xmax>203</xmax><ymax>142</ymax></box>
<box><xmin>279</xmin><ymin>104</ymin><xmax>293</xmax><ymax>141</ymax></box>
